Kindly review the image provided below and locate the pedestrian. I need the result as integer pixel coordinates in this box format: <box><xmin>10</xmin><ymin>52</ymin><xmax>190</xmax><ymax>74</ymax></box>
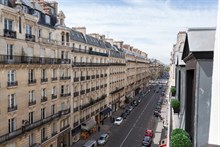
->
<box><xmin>98</xmin><ymin>125</ymin><xmax>100</xmax><ymax>132</ymax></box>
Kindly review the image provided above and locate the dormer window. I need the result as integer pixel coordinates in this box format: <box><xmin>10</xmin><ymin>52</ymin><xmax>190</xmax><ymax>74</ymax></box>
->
<box><xmin>60</xmin><ymin>19</ymin><xmax>64</xmax><ymax>25</ymax></box>
<box><xmin>34</xmin><ymin>11</ymin><xmax>40</xmax><ymax>19</ymax></box>
<box><xmin>1</xmin><ymin>0</ymin><xmax>8</xmax><ymax>5</ymax></box>
<box><xmin>45</xmin><ymin>15</ymin><xmax>51</xmax><ymax>24</ymax></box>
<box><xmin>23</xmin><ymin>6</ymin><xmax>28</xmax><ymax>13</ymax></box>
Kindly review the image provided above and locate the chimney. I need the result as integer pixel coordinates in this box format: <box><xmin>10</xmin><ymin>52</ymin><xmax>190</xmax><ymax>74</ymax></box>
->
<box><xmin>72</xmin><ymin>27</ymin><xmax>86</xmax><ymax>34</ymax></box>
<box><xmin>89</xmin><ymin>33</ymin><xmax>101</xmax><ymax>39</ymax></box>
<box><xmin>100</xmin><ymin>35</ymin><xmax>105</xmax><ymax>41</ymax></box>
<box><xmin>114</xmin><ymin>41</ymin><xmax>124</xmax><ymax>49</ymax></box>
<box><xmin>106</xmin><ymin>38</ymin><xmax>114</xmax><ymax>46</ymax></box>
<box><xmin>49</xmin><ymin>1</ymin><xmax>58</xmax><ymax>15</ymax></box>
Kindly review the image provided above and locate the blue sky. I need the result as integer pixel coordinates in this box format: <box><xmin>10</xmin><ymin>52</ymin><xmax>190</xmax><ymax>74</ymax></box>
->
<box><xmin>57</xmin><ymin>0</ymin><xmax>218</xmax><ymax>64</ymax></box>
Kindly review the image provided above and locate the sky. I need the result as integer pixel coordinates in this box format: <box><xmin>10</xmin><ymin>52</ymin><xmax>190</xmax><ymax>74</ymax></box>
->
<box><xmin>56</xmin><ymin>0</ymin><xmax>218</xmax><ymax>64</ymax></box>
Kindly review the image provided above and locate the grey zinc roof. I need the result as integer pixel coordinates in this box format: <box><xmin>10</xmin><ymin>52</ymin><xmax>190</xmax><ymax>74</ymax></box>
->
<box><xmin>85</xmin><ymin>35</ymin><xmax>100</xmax><ymax>47</ymax></box>
<box><xmin>187</xmin><ymin>28</ymin><xmax>216</xmax><ymax>52</ymax></box>
<box><xmin>70</xmin><ymin>30</ymin><xmax>86</xmax><ymax>43</ymax></box>
<box><xmin>21</xmin><ymin>0</ymin><xmax>32</xmax><ymax>7</ymax></box>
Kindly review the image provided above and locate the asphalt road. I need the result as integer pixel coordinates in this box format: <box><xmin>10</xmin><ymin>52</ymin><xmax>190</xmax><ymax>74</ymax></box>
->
<box><xmin>104</xmin><ymin>85</ymin><xmax>162</xmax><ymax>147</ymax></box>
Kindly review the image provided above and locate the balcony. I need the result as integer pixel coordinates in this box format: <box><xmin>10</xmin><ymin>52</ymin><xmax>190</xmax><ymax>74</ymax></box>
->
<box><xmin>60</xmin><ymin>124</ymin><xmax>70</xmax><ymax>132</ymax></box>
<box><xmin>88</xmin><ymin>50</ymin><xmax>108</xmax><ymax>57</ymax></box>
<box><xmin>73</xmin><ymin>121</ymin><xmax>79</xmax><ymax>127</ymax></box>
<box><xmin>0</xmin><ymin>108</ymin><xmax>70</xmax><ymax>143</ymax></box>
<box><xmin>4</xmin><ymin>29</ymin><xmax>16</xmax><ymax>39</ymax></box>
<box><xmin>80</xmin><ymin>118</ymin><xmax>85</xmax><ymax>123</ymax></box>
<box><xmin>60</xmin><ymin>93</ymin><xmax>71</xmax><ymax>98</ymax></box>
<box><xmin>41</xmin><ymin>137</ymin><xmax>48</xmax><ymax>143</ymax></box>
<box><xmin>28</xmin><ymin>100</ymin><xmax>36</xmax><ymax>106</ymax></box>
<box><xmin>72</xmin><ymin>62</ymin><xmax>109</xmax><ymax>67</ymax></box>
<box><xmin>25</xmin><ymin>34</ymin><xmax>35</xmax><ymax>42</ymax></box>
<box><xmin>110</xmin><ymin>63</ymin><xmax>126</xmax><ymax>66</ymax></box>
<box><xmin>80</xmin><ymin>95</ymin><xmax>106</xmax><ymax>110</ymax></box>
<box><xmin>80</xmin><ymin>90</ymin><xmax>85</xmax><ymax>95</ymax></box>
<box><xmin>7</xmin><ymin>81</ymin><xmax>18</xmax><ymax>87</ymax></box>
<box><xmin>41</xmin><ymin>96</ymin><xmax>47</xmax><ymax>103</ymax></box>
<box><xmin>91</xmin><ymin>87</ymin><xmax>95</xmax><ymax>92</ymax></box>
<box><xmin>86</xmin><ymin>89</ymin><xmax>90</xmax><ymax>93</ymax></box>
<box><xmin>60</xmin><ymin>76</ymin><xmax>71</xmax><ymax>80</ymax></box>
<box><xmin>41</xmin><ymin>78</ymin><xmax>48</xmax><ymax>83</ymax></box>
<box><xmin>8</xmin><ymin>105</ymin><xmax>18</xmax><ymax>112</ymax></box>
<box><xmin>96</xmin><ymin>86</ymin><xmax>99</xmax><ymax>90</ymax></box>
<box><xmin>0</xmin><ymin>55</ymin><xmax>71</xmax><ymax>64</ymax></box>
<box><xmin>51</xmin><ymin>94</ymin><xmax>57</xmax><ymax>99</ymax></box>
<box><xmin>80</xmin><ymin>76</ymin><xmax>85</xmax><ymax>81</ymax></box>
<box><xmin>51</xmin><ymin>77</ymin><xmax>57</xmax><ymax>81</ymax></box>
<box><xmin>73</xmin><ymin>107</ymin><xmax>79</xmax><ymax>113</ymax></box>
<box><xmin>74</xmin><ymin>92</ymin><xmax>79</xmax><ymax>97</ymax></box>
<box><xmin>96</xmin><ymin>75</ymin><xmax>99</xmax><ymax>78</ymax></box>
<box><xmin>110</xmin><ymin>87</ymin><xmax>124</xmax><ymax>95</ymax></box>
<box><xmin>86</xmin><ymin>76</ymin><xmax>90</xmax><ymax>80</ymax></box>
<box><xmin>91</xmin><ymin>75</ymin><xmax>95</xmax><ymax>79</ymax></box>
<box><xmin>28</xmin><ymin>79</ymin><xmax>36</xmax><ymax>84</ymax></box>
<box><xmin>74</xmin><ymin>77</ymin><xmax>79</xmax><ymax>82</ymax></box>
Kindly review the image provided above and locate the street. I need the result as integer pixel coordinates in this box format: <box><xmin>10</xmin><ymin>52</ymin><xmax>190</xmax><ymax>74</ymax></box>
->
<box><xmin>104</xmin><ymin>85</ymin><xmax>162</xmax><ymax>147</ymax></box>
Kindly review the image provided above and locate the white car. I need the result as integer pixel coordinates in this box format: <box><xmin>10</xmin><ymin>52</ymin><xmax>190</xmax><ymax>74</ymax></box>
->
<box><xmin>114</xmin><ymin>117</ymin><xmax>123</xmax><ymax>125</ymax></box>
<box><xmin>97</xmin><ymin>133</ymin><xmax>109</xmax><ymax>145</ymax></box>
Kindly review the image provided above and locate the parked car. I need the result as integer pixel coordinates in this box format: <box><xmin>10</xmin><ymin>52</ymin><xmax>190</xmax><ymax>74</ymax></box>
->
<box><xmin>128</xmin><ymin>106</ymin><xmax>133</xmax><ymax>111</ymax></box>
<box><xmin>121</xmin><ymin>112</ymin><xmax>128</xmax><ymax>119</ymax></box>
<box><xmin>142</xmin><ymin>136</ymin><xmax>152</xmax><ymax>147</ymax></box>
<box><xmin>133</xmin><ymin>100</ymin><xmax>138</xmax><ymax>106</ymax></box>
<box><xmin>97</xmin><ymin>133</ymin><xmax>109</xmax><ymax>145</ymax></box>
<box><xmin>125</xmin><ymin>109</ymin><xmax>131</xmax><ymax>115</ymax></box>
<box><xmin>114</xmin><ymin>117</ymin><xmax>123</xmax><ymax>125</ymax></box>
<box><xmin>82</xmin><ymin>140</ymin><xmax>97</xmax><ymax>147</ymax></box>
<box><xmin>145</xmin><ymin>129</ymin><xmax>154</xmax><ymax>138</ymax></box>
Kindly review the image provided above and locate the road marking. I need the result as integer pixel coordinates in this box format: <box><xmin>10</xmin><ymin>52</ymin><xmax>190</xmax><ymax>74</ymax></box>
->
<box><xmin>119</xmin><ymin>92</ymin><xmax>156</xmax><ymax>147</ymax></box>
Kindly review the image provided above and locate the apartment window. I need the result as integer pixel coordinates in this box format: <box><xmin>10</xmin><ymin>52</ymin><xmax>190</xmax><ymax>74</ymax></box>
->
<box><xmin>8</xmin><ymin>118</ymin><xmax>15</xmax><ymax>133</ymax></box>
<box><xmin>26</xmin><ymin>25</ymin><xmax>32</xmax><ymax>35</ymax></box>
<box><xmin>79</xmin><ymin>45</ymin><xmax>81</xmax><ymax>49</ymax></box>
<box><xmin>8</xmin><ymin>94</ymin><xmax>16</xmax><ymax>108</ymax></box>
<box><xmin>41</xmin><ymin>69</ymin><xmax>46</xmax><ymax>79</ymax></box>
<box><xmin>61</xmin><ymin>51</ymin><xmax>64</xmax><ymax>59</ymax></box>
<box><xmin>42</xmin><ymin>88</ymin><xmax>46</xmax><ymax>97</ymax></box>
<box><xmin>66</xmin><ymin>85</ymin><xmax>70</xmax><ymax>94</ymax></box>
<box><xmin>29</xmin><ymin>111</ymin><xmax>34</xmax><ymax>124</ymax></box>
<box><xmin>85</xmin><ymin>46</ymin><xmax>87</xmax><ymax>50</ymax></box>
<box><xmin>23</xmin><ymin>6</ymin><xmax>28</xmax><ymax>13</ymax></box>
<box><xmin>74</xmin><ymin>71</ymin><xmax>77</xmax><ymax>78</ymax></box>
<box><xmin>41</xmin><ymin>127</ymin><xmax>46</xmax><ymax>140</ymax></box>
<box><xmin>51</xmin><ymin>122</ymin><xmax>57</xmax><ymax>134</ymax></box>
<box><xmin>61</xmin><ymin>69</ymin><xmax>64</xmax><ymax>77</ymax></box>
<box><xmin>61</xmin><ymin>85</ymin><xmax>64</xmax><ymax>94</ymax></box>
<box><xmin>29</xmin><ymin>133</ymin><xmax>35</xmax><ymax>146</ymax></box>
<box><xmin>67</xmin><ymin>69</ymin><xmax>69</xmax><ymax>77</ymax></box>
<box><xmin>61</xmin><ymin>102</ymin><xmax>65</xmax><ymax>110</ymax></box>
<box><xmin>7</xmin><ymin>44</ymin><xmax>13</xmax><ymax>60</ymax></box>
<box><xmin>52</xmin><ymin>86</ymin><xmax>56</xmax><ymax>95</ymax></box>
<box><xmin>74</xmin><ymin>56</ymin><xmax>77</xmax><ymax>62</ymax></box>
<box><xmin>19</xmin><ymin>17</ymin><xmax>21</xmax><ymax>33</ymax></box>
<box><xmin>49</xmin><ymin>32</ymin><xmax>52</xmax><ymax>41</ymax></box>
<box><xmin>52</xmin><ymin>69</ymin><xmax>56</xmax><ymax>78</ymax></box>
<box><xmin>73</xmin><ymin>43</ymin><xmax>75</xmax><ymax>49</ymax></box>
<box><xmin>2</xmin><ymin>0</ymin><xmax>9</xmax><ymax>5</ymax></box>
<box><xmin>38</xmin><ymin>29</ymin><xmax>41</xmax><ymax>38</ymax></box>
<box><xmin>29</xmin><ymin>90</ymin><xmax>35</xmax><ymax>102</ymax></box>
<box><xmin>45</xmin><ymin>15</ymin><xmax>51</xmax><ymax>24</ymax></box>
<box><xmin>81</xmin><ymin>85</ymin><xmax>83</xmax><ymax>91</ymax></box>
<box><xmin>41</xmin><ymin>108</ymin><xmax>46</xmax><ymax>119</ymax></box>
<box><xmin>4</xmin><ymin>19</ymin><xmax>12</xmax><ymax>30</ymax></box>
<box><xmin>51</xmin><ymin>104</ymin><xmax>56</xmax><ymax>115</ymax></box>
<box><xmin>74</xmin><ymin>86</ymin><xmax>77</xmax><ymax>92</ymax></box>
<box><xmin>29</xmin><ymin>69</ymin><xmax>34</xmax><ymax>81</ymax></box>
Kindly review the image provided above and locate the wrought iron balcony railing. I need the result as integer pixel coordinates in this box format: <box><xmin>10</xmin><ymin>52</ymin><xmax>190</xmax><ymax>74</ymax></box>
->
<box><xmin>25</xmin><ymin>34</ymin><xmax>35</xmax><ymax>42</ymax></box>
<box><xmin>8</xmin><ymin>105</ymin><xmax>18</xmax><ymax>112</ymax></box>
<box><xmin>4</xmin><ymin>29</ymin><xmax>16</xmax><ymax>38</ymax></box>
<box><xmin>7</xmin><ymin>81</ymin><xmax>18</xmax><ymax>87</ymax></box>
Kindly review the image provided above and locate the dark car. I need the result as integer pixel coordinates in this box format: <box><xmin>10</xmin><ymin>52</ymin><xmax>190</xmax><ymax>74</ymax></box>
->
<box><xmin>133</xmin><ymin>100</ymin><xmax>138</xmax><ymax>106</ymax></box>
<box><xmin>121</xmin><ymin>112</ymin><xmax>128</xmax><ymax>119</ymax></box>
<box><xmin>125</xmin><ymin>109</ymin><xmax>131</xmax><ymax>115</ymax></box>
<box><xmin>142</xmin><ymin>136</ymin><xmax>152</xmax><ymax>147</ymax></box>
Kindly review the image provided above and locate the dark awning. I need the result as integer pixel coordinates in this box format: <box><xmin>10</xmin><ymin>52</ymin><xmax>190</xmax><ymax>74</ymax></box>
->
<box><xmin>71</xmin><ymin>125</ymin><xmax>81</xmax><ymax>136</ymax></box>
<box><xmin>100</xmin><ymin>107</ymin><xmax>112</xmax><ymax>115</ymax></box>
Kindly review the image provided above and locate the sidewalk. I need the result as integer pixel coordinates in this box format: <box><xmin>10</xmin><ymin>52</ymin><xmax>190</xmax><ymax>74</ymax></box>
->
<box><xmin>153</xmin><ymin>95</ymin><xmax>169</xmax><ymax>146</ymax></box>
<box><xmin>72</xmin><ymin>109</ymin><xmax>124</xmax><ymax>147</ymax></box>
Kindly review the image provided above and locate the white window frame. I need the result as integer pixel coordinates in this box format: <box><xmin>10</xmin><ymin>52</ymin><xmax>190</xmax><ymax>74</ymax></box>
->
<box><xmin>4</xmin><ymin>19</ymin><xmax>12</xmax><ymax>30</ymax></box>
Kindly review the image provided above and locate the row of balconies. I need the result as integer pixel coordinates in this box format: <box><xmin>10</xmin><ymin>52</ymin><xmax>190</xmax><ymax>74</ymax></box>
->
<box><xmin>74</xmin><ymin>74</ymin><xmax>107</xmax><ymax>82</ymax></box>
<box><xmin>0</xmin><ymin>54</ymin><xmax>70</xmax><ymax>64</ymax></box>
<box><xmin>110</xmin><ymin>87</ymin><xmax>124</xmax><ymax>95</ymax></box>
<box><xmin>72</xmin><ymin>62</ymin><xmax>126</xmax><ymax>67</ymax></box>
<box><xmin>80</xmin><ymin>94</ymin><xmax>107</xmax><ymax>110</ymax></box>
<box><xmin>73</xmin><ymin>84</ymin><xmax>107</xmax><ymax>97</ymax></box>
<box><xmin>0</xmin><ymin>108</ymin><xmax>70</xmax><ymax>143</ymax></box>
<box><xmin>72</xmin><ymin>48</ymin><xmax>108</xmax><ymax>57</ymax></box>
<box><xmin>110</xmin><ymin>71</ymin><xmax>125</xmax><ymax>75</ymax></box>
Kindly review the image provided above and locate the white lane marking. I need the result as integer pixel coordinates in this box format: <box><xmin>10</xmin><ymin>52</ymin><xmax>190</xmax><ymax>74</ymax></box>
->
<box><xmin>119</xmin><ymin>92</ymin><xmax>156</xmax><ymax>147</ymax></box>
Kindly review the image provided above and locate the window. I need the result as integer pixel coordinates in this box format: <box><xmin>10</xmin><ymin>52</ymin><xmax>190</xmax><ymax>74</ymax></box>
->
<box><xmin>45</xmin><ymin>15</ymin><xmax>51</xmax><ymax>24</ymax></box>
<box><xmin>8</xmin><ymin>94</ymin><xmax>16</xmax><ymax>108</ymax></box>
<box><xmin>61</xmin><ymin>51</ymin><xmax>64</xmax><ymax>59</ymax></box>
<box><xmin>2</xmin><ymin>0</ymin><xmax>9</xmax><ymax>5</ymax></box>
<box><xmin>19</xmin><ymin>17</ymin><xmax>21</xmax><ymax>33</ymax></box>
<box><xmin>51</xmin><ymin>122</ymin><xmax>57</xmax><ymax>134</ymax></box>
<box><xmin>4</xmin><ymin>19</ymin><xmax>12</xmax><ymax>30</ymax></box>
<box><xmin>52</xmin><ymin>69</ymin><xmax>56</xmax><ymax>78</ymax></box>
<box><xmin>66</xmin><ymin>85</ymin><xmax>70</xmax><ymax>94</ymax></box>
<box><xmin>52</xmin><ymin>86</ymin><xmax>56</xmax><ymax>95</ymax></box>
<box><xmin>29</xmin><ymin>111</ymin><xmax>34</xmax><ymax>124</ymax></box>
<box><xmin>49</xmin><ymin>32</ymin><xmax>52</xmax><ymax>41</ymax></box>
<box><xmin>41</xmin><ymin>69</ymin><xmax>46</xmax><ymax>79</ymax></box>
<box><xmin>8</xmin><ymin>70</ymin><xmax>15</xmax><ymax>82</ymax></box>
<box><xmin>29</xmin><ymin>69</ymin><xmax>34</xmax><ymax>81</ymax></box>
<box><xmin>61</xmin><ymin>69</ymin><xmax>64</xmax><ymax>77</ymax></box>
<box><xmin>35</xmin><ymin>10</ymin><xmax>40</xmax><ymax>18</ymax></box>
<box><xmin>38</xmin><ymin>29</ymin><xmax>41</xmax><ymax>38</ymax></box>
<box><xmin>8</xmin><ymin>118</ymin><xmax>15</xmax><ymax>133</ymax></box>
<box><xmin>7</xmin><ymin>44</ymin><xmax>13</xmax><ymax>60</ymax></box>
<box><xmin>41</xmin><ymin>127</ymin><xmax>46</xmax><ymax>140</ymax></box>
<box><xmin>73</xmin><ymin>43</ymin><xmax>75</xmax><ymax>48</ymax></box>
<box><xmin>23</xmin><ymin>6</ymin><xmax>28</xmax><ymax>13</ymax></box>
<box><xmin>29</xmin><ymin>90</ymin><xmax>35</xmax><ymax>102</ymax></box>
<box><xmin>79</xmin><ymin>45</ymin><xmax>81</xmax><ymax>49</ymax></box>
<box><xmin>29</xmin><ymin>133</ymin><xmax>35</xmax><ymax>146</ymax></box>
<box><xmin>42</xmin><ymin>88</ymin><xmax>46</xmax><ymax>97</ymax></box>
<box><xmin>61</xmin><ymin>85</ymin><xmax>64</xmax><ymax>94</ymax></box>
<box><xmin>61</xmin><ymin>102</ymin><xmax>65</xmax><ymax>110</ymax></box>
<box><xmin>51</xmin><ymin>104</ymin><xmax>56</xmax><ymax>115</ymax></box>
<box><xmin>74</xmin><ymin>71</ymin><xmax>77</xmax><ymax>78</ymax></box>
<box><xmin>26</xmin><ymin>25</ymin><xmax>32</xmax><ymax>35</ymax></box>
<box><xmin>41</xmin><ymin>108</ymin><xmax>46</xmax><ymax>119</ymax></box>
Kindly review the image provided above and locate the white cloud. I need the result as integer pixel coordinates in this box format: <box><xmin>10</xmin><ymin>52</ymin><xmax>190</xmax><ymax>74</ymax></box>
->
<box><xmin>57</xmin><ymin>0</ymin><xmax>217</xmax><ymax>64</ymax></box>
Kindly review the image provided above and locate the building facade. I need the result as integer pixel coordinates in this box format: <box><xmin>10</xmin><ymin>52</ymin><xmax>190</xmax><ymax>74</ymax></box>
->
<box><xmin>0</xmin><ymin>0</ymin><xmax>154</xmax><ymax>146</ymax></box>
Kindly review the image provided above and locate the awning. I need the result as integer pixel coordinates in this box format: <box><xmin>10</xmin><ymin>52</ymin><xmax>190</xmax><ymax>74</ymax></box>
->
<box><xmin>100</xmin><ymin>107</ymin><xmax>112</xmax><ymax>115</ymax></box>
<box><xmin>81</xmin><ymin>119</ymin><xmax>96</xmax><ymax>131</ymax></box>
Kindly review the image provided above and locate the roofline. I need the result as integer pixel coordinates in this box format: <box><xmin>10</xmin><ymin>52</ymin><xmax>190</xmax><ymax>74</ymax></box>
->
<box><xmin>188</xmin><ymin>27</ymin><xmax>216</xmax><ymax>32</ymax></box>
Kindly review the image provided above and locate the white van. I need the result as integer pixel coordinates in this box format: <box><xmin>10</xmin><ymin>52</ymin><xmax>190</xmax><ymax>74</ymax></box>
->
<box><xmin>82</xmin><ymin>140</ymin><xmax>97</xmax><ymax>147</ymax></box>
